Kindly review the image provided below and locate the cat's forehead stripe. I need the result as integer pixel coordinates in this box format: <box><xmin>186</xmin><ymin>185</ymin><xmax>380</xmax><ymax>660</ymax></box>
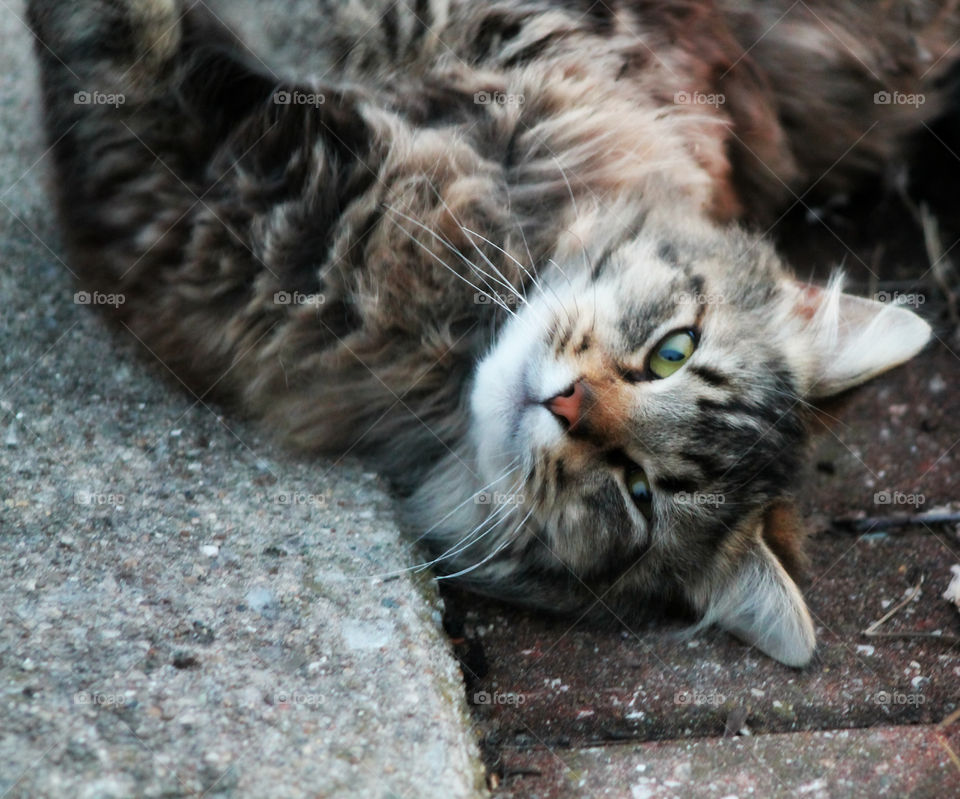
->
<box><xmin>616</xmin><ymin>272</ymin><xmax>704</xmax><ymax>351</ymax></box>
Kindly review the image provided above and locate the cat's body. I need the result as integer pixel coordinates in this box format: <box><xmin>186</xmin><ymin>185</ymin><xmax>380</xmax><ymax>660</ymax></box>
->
<box><xmin>27</xmin><ymin>0</ymin><xmax>953</xmax><ymax>666</ymax></box>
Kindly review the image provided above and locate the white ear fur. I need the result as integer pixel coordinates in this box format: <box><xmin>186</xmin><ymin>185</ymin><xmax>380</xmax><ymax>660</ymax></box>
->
<box><xmin>782</xmin><ymin>277</ymin><xmax>931</xmax><ymax>398</ymax></box>
<box><xmin>693</xmin><ymin>540</ymin><xmax>816</xmax><ymax>667</ymax></box>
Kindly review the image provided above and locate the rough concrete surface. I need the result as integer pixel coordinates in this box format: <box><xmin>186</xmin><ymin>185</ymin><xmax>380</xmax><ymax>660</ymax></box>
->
<box><xmin>0</xmin><ymin>2</ymin><xmax>485</xmax><ymax>797</ymax></box>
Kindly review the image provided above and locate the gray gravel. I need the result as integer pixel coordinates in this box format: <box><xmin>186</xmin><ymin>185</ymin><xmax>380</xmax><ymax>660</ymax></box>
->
<box><xmin>0</xmin><ymin>2</ymin><xmax>486</xmax><ymax>797</ymax></box>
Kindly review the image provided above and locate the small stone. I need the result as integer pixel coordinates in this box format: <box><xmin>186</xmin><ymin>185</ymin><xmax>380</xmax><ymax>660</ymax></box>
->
<box><xmin>943</xmin><ymin>564</ymin><xmax>960</xmax><ymax>610</ymax></box>
<box><xmin>191</xmin><ymin>621</ymin><xmax>215</xmax><ymax>645</ymax></box>
<box><xmin>200</xmin><ymin>545</ymin><xmax>219</xmax><ymax>558</ymax></box>
<box><xmin>245</xmin><ymin>587</ymin><xmax>275</xmax><ymax>613</ymax></box>
<box><xmin>172</xmin><ymin>651</ymin><xmax>200</xmax><ymax>669</ymax></box>
<box><xmin>341</xmin><ymin>619</ymin><xmax>394</xmax><ymax>650</ymax></box>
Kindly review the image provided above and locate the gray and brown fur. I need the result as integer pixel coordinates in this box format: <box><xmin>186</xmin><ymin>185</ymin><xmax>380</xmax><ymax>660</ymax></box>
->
<box><xmin>27</xmin><ymin>0</ymin><xmax>955</xmax><ymax>665</ymax></box>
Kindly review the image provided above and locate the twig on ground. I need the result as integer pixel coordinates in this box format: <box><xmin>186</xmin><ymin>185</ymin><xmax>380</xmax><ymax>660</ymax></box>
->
<box><xmin>862</xmin><ymin>573</ymin><xmax>960</xmax><ymax>643</ymax></box>
<box><xmin>864</xmin><ymin>575</ymin><xmax>924</xmax><ymax>636</ymax></box>
<box><xmin>936</xmin><ymin>707</ymin><xmax>960</xmax><ymax>775</ymax></box>
<box><xmin>920</xmin><ymin>205</ymin><xmax>960</xmax><ymax>328</ymax></box>
<box><xmin>832</xmin><ymin>511</ymin><xmax>960</xmax><ymax>533</ymax></box>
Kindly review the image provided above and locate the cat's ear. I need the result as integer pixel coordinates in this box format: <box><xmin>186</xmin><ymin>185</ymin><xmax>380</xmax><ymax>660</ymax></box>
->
<box><xmin>692</xmin><ymin>539</ymin><xmax>816</xmax><ymax>667</ymax></box>
<box><xmin>782</xmin><ymin>278</ymin><xmax>931</xmax><ymax>398</ymax></box>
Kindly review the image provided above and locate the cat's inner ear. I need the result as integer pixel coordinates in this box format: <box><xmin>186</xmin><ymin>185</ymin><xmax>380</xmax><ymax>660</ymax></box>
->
<box><xmin>783</xmin><ymin>278</ymin><xmax>931</xmax><ymax>398</ymax></box>
<box><xmin>692</xmin><ymin>536</ymin><xmax>816</xmax><ymax>667</ymax></box>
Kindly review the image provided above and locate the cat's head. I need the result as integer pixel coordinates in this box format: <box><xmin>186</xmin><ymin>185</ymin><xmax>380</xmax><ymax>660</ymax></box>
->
<box><xmin>468</xmin><ymin>215</ymin><xmax>930</xmax><ymax>667</ymax></box>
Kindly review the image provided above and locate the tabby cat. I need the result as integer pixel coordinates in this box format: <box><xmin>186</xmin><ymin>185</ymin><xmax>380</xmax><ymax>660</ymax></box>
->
<box><xmin>28</xmin><ymin>0</ymin><xmax>955</xmax><ymax>666</ymax></box>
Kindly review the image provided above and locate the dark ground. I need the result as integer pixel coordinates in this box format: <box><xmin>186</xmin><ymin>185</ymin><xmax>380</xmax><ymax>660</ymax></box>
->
<box><xmin>442</xmin><ymin>122</ymin><xmax>960</xmax><ymax>797</ymax></box>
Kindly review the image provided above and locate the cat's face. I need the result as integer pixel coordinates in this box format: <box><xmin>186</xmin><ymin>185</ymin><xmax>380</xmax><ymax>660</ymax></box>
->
<box><xmin>469</xmin><ymin>220</ymin><xmax>931</xmax><ymax>666</ymax></box>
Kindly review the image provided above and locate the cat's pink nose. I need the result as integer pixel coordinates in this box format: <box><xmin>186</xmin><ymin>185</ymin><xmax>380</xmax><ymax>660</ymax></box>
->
<box><xmin>544</xmin><ymin>381</ymin><xmax>585</xmax><ymax>430</ymax></box>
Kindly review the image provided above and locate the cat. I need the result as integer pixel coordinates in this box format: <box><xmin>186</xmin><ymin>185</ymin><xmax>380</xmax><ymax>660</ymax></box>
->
<box><xmin>26</xmin><ymin>0</ymin><xmax>957</xmax><ymax>667</ymax></box>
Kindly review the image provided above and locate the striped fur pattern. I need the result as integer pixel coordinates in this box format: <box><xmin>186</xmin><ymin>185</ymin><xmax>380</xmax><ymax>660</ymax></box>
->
<box><xmin>27</xmin><ymin>0</ymin><xmax>951</xmax><ymax>665</ymax></box>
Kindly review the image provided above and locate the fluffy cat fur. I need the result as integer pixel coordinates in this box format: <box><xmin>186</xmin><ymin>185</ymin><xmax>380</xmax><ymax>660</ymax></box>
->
<box><xmin>27</xmin><ymin>0</ymin><xmax>951</xmax><ymax>666</ymax></box>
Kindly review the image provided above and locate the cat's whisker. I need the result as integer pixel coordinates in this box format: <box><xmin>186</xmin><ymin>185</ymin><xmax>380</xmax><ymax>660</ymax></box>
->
<box><xmin>386</xmin><ymin>208</ymin><xmax>509</xmax><ymax>306</ymax></box>
<box><xmin>496</xmin><ymin>204</ymin><xmax>576</xmax><ymax>332</ymax></box>
<box><xmin>460</xmin><ymin>225</ymin><xmax>550</xmax><ymax>302</ymax></box>
<box><xmin>435</xmin><ymin>506</ymin><xmax>535</xmax><ymax>581</ymax></box>
<box><xmin>456</xmin><ymin>227</ymin><xmax>527</xmax><ymax>307</ymax></box>
<box><xmin>384</xmin><ymin>203</ymin><xmax>521</xmax><ymax>312</ymax></box>
<box><xmin>416</xmin><ymin>496</ymin><xmax>519</xmax><ymax>572</ymax></box>
<box><xmin>547</xmin><ymin>148</ymin><xmax>614</xmax><ymax>307</ymax></box>
<box><xmin>407</xmin><ymin>456</ymin><xmax>523</xmax><ymax>546</ymax></box>
<box><xmin>454</xmin><ymin>223</ymin><xmax>530</xmax><ymax>300</ymax></box>
<box><xmin>412</xmin><ymin>469</ymin><xmax>527</xmax><ymax>572</ymax></box>
<box><xmin>509</xmin><ymin>212</ymin><xmax>546</xmax><ymax>293</ymax></box>
<box><xmin>550</xmin><ymin>152</ymin><xmax>597</xmax><ymax>314</ymax></box>
<box><xmin>383</xmin><ymin>208</ymin><xmax>521</xmax><ymax>320</ymax></box>
<box><xmin>373</xmin><ymin>461</ymin><xmax>524</xmax><ymax>579</ymax></box>
<box><xmin>423</xmin><ymin>184</ymin><xmax>528</xmax><ymax>307</ymax></box>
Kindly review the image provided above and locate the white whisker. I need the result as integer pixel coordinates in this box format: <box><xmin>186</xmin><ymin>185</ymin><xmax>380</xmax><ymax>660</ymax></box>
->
<box><xmin>424</xmin><ymin>183</ymin><xmax>527</xmax><ymax>305</ymax></box>
<box><xmin>435</xmin><ymin>506</ymin><xmax>535</xmax><ymax>580</ymax></box>
<box><xmin>384</xmin><ymin>207</ymin><xmax>520</xmax><ymax>320</ymax></box>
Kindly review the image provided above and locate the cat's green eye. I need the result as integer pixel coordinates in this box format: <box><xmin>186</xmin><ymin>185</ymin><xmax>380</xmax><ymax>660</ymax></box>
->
<box><xmin>648</xmin><ymin>329</ymin><xmax>696</xmax><ymax>379</ymax></box>
<box><xmin>625</xmin><ymin>466</ymin><xmax>653</xmax><ymax>519</ymax></box>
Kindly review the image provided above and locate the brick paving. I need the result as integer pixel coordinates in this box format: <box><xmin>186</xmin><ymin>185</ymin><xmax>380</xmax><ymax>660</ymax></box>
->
<box><xmin>445</xmin><ymin>131</ymin><xmax>960</xmax><ymax>797</ymax></box>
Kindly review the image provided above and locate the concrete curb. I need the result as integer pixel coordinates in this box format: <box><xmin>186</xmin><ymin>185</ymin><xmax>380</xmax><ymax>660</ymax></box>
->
<box><xmin>0</xmin><ymin>3</ymin><xmax>487</xmax><ymax>796</ymax></box>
